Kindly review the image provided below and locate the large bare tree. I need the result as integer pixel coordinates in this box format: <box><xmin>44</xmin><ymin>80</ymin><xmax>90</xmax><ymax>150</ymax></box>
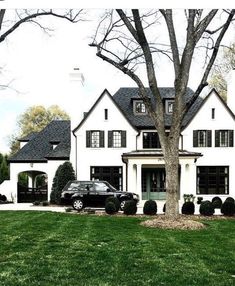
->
<box><xmin>90</xmin><ymin>9</ymin><xmax>235</xmax><ymax>219</ymax></box>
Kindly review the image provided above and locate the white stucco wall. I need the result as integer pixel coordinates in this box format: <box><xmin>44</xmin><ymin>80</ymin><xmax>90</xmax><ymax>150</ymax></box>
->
<box><xmin>182</xmin><ymin>90</ymin><xmax>235</xmax><ymax>200</ymax></box>
<box><xmin>9</xmin><ymin>160</ymin><xmax>66</xmax><ymax>202</ymax></box>
<box><xmin>74</xmin><ymin>91</ymin><xmax>138</xmax><ymax>191</ymax></box>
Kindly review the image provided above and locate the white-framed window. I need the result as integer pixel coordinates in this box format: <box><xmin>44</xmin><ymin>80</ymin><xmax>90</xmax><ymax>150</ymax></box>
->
<box><xmin>108</xmin><ymin>131</ymin><xmax>126</xmax><ymax>148</ymax></box>
<box><xmin>86</xmin><ymin>131</ymin><xmax>104</xmax><ymax>148</ymax></box>
<box><xmin>134</xmin><ymin>100</ymin><xmax>147</xmax><ymax>115</ymax></box>
<box><xmin>215</xmin><ymin>130</ymin><xmax>234</xmax><ymax>147</ymax></box>
<box><xmin>193</xmin><ymin>130</ymin><xmax>212</xmax><ymax>147</ymax></box>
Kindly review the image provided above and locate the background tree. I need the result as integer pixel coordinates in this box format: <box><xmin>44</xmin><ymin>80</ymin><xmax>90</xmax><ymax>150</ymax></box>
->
<box><xmin>50</xmin><ymin>162</ymin><xmax>76</xmax><ymax>204</ymax></box>
<box><xmin>90</xmin><ymin>9</ymin><xmax>235</xmax><ymax>219</ymax></box>
<box><xmin>0</xmin><ymin>153</ymin><xmax>9</xmax><ymax>184</ymax></box>
<box><xmin>209</xmin><ymin>43</ymin><xmax>235</xmax><ymax>100</ymax></box>
<box><xmin>9</xmin><ymin>105</ymin><xmax>70</xmax><ymax>155</ymax></box>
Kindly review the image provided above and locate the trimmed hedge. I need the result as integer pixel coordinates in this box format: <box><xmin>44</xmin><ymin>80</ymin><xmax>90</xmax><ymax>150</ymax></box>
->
<box><xmin>199</xmin><ymin>200</ymin><xmax>214</xmax><ymax>216</ymax></box>
<box><xmin>181</xmin><ymin>202</ymin><xmax>195</xmax><ymax>215</ymax></box>
<box><xmin>105</xmin><ymin>201</ymin><xmax>117</xmax><ymax>215</ymax></box>
<box><xmin>123</xmin><ymin>200</ymin><xmax>137</xmax><ymax>215</ymax></box>
<box><xmin>221</xmin><ymin>201</ymin><xmax>235</xmax><ymax>216</ymax></box>
<box><xmin>212</xmin><ymin>196</ymin><xmax>222</xmax><ymax>209</ymax></box>
<box><xmin>105</xmin><ymin>197</ymin><xmax>120</xmax><ymax>211</ymax></box>
<box><xmin>225</xmin><ymin>197</ymin><xmax>235</xmax><ymax>204</ymax></box>
<box><xmin>143</xmin><ymin>200</ymin><xmax>157</xmax><ymax>215</ymax></box>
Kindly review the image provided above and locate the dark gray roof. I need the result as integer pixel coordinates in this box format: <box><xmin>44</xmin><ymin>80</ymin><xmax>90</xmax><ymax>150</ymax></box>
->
<box><xmin>113</xmin><ymin>87</ymin><xmax>203</xmax><ymax>129</ymax></box>
<box><xmin>18</xmin><ymin>132</ymin><xmax>38</xmax><ymax>142</ymax></box>
<box><xmin>9</xmin><ymin>120</ymin><xmax>71</xmax><ymax>162</ymax></box>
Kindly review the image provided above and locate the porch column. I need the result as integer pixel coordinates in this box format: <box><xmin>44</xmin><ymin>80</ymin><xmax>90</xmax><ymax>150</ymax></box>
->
<box><xmin>180</xmin><ymin>163</ymin><xmax>187</xmax><ymax>201</ymax></box>
<box><xmin>188</xmin><ymin>163</ymin><xmax>197</xmax><ymax>197</ymax></box>
<box><xmin>127</xmin><ymin>162</ymin><xmax>134</xmax><ymax>193</ymax></box>
<box><xmin>136</xmin><ymin>163</ymin><xmax>142</xmax><ymax>200</ymax></box>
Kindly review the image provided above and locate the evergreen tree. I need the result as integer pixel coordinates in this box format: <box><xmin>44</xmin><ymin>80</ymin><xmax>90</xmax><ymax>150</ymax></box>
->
<box><xmin>50</xmin><ymin>162</ymin><xmax>76</xmax><ymax>204</ymax></box>
<box><xmin>0</xmin><ymin>154</ymin><xmax>9</xmax><ymax>184</ymax></box>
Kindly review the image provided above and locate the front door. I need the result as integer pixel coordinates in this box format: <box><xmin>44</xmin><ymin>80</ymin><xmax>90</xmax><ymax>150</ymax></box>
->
<box><xmin>142</xmin><ymin>168</ymin><xmax>166</xmax><ymax>200</ymax></box>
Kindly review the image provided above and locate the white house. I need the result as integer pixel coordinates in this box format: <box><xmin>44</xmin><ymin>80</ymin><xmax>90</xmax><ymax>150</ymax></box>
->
<box><xmin>2</xmin><ymin>72</ymin><xmax>235</xmax><ymax>204</ymax></box>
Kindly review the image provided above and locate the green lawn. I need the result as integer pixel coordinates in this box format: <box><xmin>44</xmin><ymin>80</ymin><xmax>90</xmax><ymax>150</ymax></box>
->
<box><xmin>0</xmin><ymin>212</ymin><xmax>234</xmax><ymax>286</ymax></box>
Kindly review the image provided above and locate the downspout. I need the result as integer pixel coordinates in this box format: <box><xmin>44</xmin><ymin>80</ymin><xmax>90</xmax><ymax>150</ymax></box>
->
<box><xmin>72</xmin><ymin>130</ymin><xmax>78</xmax><ymax>179</ymax></box>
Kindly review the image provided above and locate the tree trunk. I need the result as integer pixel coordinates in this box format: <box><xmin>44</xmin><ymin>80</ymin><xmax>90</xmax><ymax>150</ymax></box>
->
<box><xmin>164</xmin><ymin>142</ymin><xmax>180</xmax><ymax>219</ymax></box>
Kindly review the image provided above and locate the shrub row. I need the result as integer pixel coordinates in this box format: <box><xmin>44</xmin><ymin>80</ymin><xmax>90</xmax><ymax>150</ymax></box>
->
<box><xmin>104</xmin><ymin>197</ymin><xmax>235</xmax><ymax>216</ymax></box>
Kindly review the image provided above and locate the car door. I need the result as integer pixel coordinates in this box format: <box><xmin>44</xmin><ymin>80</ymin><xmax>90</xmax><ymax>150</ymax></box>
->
<box><xmin>93</xmin><ymin>182</ymin><xmax>110</xmax><ymax>206</ymax></box>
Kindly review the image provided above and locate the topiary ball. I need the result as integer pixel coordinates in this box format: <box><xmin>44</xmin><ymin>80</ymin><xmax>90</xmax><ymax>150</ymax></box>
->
<box><xmin>105</xmin><ymin>197</ymin><xmax>120</xmax><ymax>211</ymax></box>
<box><xmin>143</xmin><ymin>200</ymin><xmax>157</xmax><ymax>215</ymax></box>
<box><xmin>123</xmin><ymin>200</ymin><xmax>137</xmax><ymax>215</ymax></box>
<box><xmin>181</xmin><ymin>201</ymin><xmax>195</xmax><ymax>215</ymax></box>
<box><xmin>199</xmin><ymin>200</ymin><xmax>214</xmax><ymax>216</ymax></box>
<box><xmin>212</xmin><ymin>196</ymin><xmax>222</xmax><ymax>209</ymax></box>
<box><xmin>105</xmin><ymin>201</ymin><xmax>117</xmax><ymax>215</ymax></box>
<box><xmin>221</xmin><ymin>201</ymin><xmax>235</xmax><ymax>216</ymax></box>
<box><xmin>225</xmin><ymin>197</ymin><xmax>235</xmax><ymax>204</ymax></box>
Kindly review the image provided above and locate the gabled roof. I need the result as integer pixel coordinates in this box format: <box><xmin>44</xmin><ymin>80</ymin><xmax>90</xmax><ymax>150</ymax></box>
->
<box><xmin>18</xmin><ymin>132</ymin><xmax>38</xmax><ymax>142</ymax></box>
<box><xmin>73</xmin><ymin>89</ymin><xmax>138</xmax><ymax>133</ymax></box>
<box><xmin>112</xmin><ymin>87</ymin><xmax>203</xmax><ymax>129</ymax></box>
<box><xmin>9</xmin><ymin>120</ymin><xmax>71</xmax><ymax>163</ymax></box>
<box><xmin>182</xmin><ymin>88</ymin><xmax>235</xmax><ymax>130</ymax></box>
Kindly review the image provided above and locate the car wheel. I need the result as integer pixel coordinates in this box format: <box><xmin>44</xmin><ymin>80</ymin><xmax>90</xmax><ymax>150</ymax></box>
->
<box><xmin>72</xmin><ymin>198</ymin><xmax>84</xmax><ymax>211</ymax></box>
<box><xmin>120</xmin><ymin>200</ymin><xmax>126</xmax><ymax>211</ymax></box>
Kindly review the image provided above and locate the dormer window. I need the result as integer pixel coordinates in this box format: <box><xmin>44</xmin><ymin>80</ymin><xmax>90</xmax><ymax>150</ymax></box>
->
<box><xmin>134</xmin><ymin>100</ymin><xmax>147</xmax><ymax>115</ymax></box>
<box><xmin>165</xmin><ymin>100</ymin><xmax>174</xmax><ymax>114</ymax></box>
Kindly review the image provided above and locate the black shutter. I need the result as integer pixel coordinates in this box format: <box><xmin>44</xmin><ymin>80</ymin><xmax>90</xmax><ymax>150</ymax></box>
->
<box><xmin>207</xmin><ymin>130</ymin><xmax>212</xmax><ymax>147</ymax></box>
<box><xmin>108</xmin><ymin>131</ymin><xmax>113</xmax><ymax>148</ymax></box>
<box><xmin>100</xmin><ymin>131</ymin><xmax>105</xmax><ymax>147</ymax></box>
<box><xmin>229</xmin><ymin>130</ymin><xmax>234</xmax><ymax>147</ymax></box>
<box><xmin>215</xmin><ymin>130</ymin><xmax>220</xmax><ymax>147</ymax></box>
<box><xmin>86</xmin><ymin>131</ymin><xmax>91</xmax><ymax>147</ymax></box>
<box><xmin>193</xmin><ymin>130</ymin><xmax>198</xmax><ymax>147</ymax></box>
<box><xmin>121</xmin><ymin>131</ymin><xmax>126</xmax><ymax>148</ymax></box>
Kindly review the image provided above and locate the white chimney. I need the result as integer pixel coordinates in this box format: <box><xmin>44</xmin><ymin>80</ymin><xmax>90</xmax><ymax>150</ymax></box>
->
<box><xmin>67</xmin><ymin>67</ymin><xmax>85</xmax><ymax>129</ymax></box>
<box><xmin>226</xmin><ymin>69</ymin><xmax>235</xmax><ymax>113</ymax></box>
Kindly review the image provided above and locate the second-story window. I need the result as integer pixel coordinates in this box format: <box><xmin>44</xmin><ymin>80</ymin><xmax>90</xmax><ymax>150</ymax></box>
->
<box><xmin>86</xmin><ymin>130</ymin><xmax>104</xmax><ymax>148</ymax></box>
<box><xmin>134</xmin><ymin>100</ymin><xmax>147</xmax><ymax>115</ymax></box>
<box><xmin>108</xmin><ymin>131</ymin><xmax>126</xmax><ymax>148</ymax></box>
<box><xmin>165</xmin><ymin>100</ymin><xmax>174</xmax><ymax>114</ymax></box>
<box><xmin>193</xmin><ymin>130</ymin><xmax>212</xmax><ymax>147</ymax></box>
<box><xmin>143</xmin><ymin>132</ymin><xmax>161</xmax><ymax>148</ymax></box>
<box><xmin>215</xmin><ymin>130</ymin><xmax>233</xmax><ymax>147</ymax></box>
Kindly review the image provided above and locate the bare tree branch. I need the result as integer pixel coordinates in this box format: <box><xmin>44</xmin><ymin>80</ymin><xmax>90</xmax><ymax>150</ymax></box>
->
<box><xmin>0</xmin><ymin>9</ymin><xmax>83</xmax><ymax>43</ymax></box>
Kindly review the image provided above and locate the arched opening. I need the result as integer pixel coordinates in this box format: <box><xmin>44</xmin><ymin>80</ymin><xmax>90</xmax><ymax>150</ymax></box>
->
<box><xmin>17</xmin><ymin>170</ymin><xmax>48</xmax><ymax>203</ymax></box>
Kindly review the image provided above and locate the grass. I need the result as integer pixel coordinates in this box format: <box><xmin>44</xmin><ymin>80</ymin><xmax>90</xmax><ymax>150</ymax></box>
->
<box><xmin>0</xmin><ymin>212</ymin><xmax>234</xmax><ymax>286</ymax></box>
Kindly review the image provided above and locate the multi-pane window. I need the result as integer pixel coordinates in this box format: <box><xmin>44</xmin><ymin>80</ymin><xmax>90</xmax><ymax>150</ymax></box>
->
<box><xmin>90</xmin><ymin>166</ymin><xmax>123</xmax><ymax>191</ymax></box>
<box><xmin>143</xmin><ymin>132</ymin><xmax>161</xmax><ymax>148</ymax></box>
<box><xmin>134</xmin><ymin>101</ymin><xmax>147</xmax><ymax>114</ymax></box>
<box><xmin>193</xmin><ymin>130</ymin><xmax>212</xmax><ymax>147</ymax></box>
<box><xmin>215</xmin><ymin>130</ymin><xmax>234</xmax><ymax>147</ymax></box>
<box><xmin>197</xmin><ymin>166</ymin><xmax>229</xmax><ymax>195</ymax></box>
<box><xmin>165</xmin><ymin>100</ymin><xmax>174</xmax><ymax>114</ymax></box>
<box><xmin>108</xmin><ymin>131</ymin><xmax>126</xmax><ymax>148</ymax></box>
<box><xmin>86</xmin><ymin>131</ymin><xmax>104</xmax><ymax>148</ymax></box>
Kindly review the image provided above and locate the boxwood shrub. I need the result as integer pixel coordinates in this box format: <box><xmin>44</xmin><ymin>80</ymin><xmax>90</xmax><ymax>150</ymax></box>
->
<box><xmin>212</xmin><ymin>196</ymin><xmax>222</xmax><ymax>209</ymax></box>
<box><xmin>105</xmin><ymin>197</ymin><xmax>120</xmax><ymax>211</ymax></box>
<box><xmin>221</xmin><ymin>201</ymin><xmax>235</xmax><ymax>216</ymax></box>
<box><xmin>181</xmin><ymin>201</ymin><xmax>195</xmax><ymax>215</ymax></box>
<box><xmin>225</xmin><ymin>197</ymin><xmax>235</xmax><ymax>204</ymax></box>
<box><xmin>105</xmin><ymin>201</ymin><xmax>117</xmax><ymax>215</ymax></box>
<box><xmin>143</xmin><ymin>200</ymin><xmax>157</xmax><ymax>215</ymax></box>
<box><xmin>123</xmin><ymin>200</ymin><xmax>137</xmax><ymax>215</ymax></box>
<box><xmin>199</xmin><ymin>200</ymin><xmax>214</xmax><ymax>216</ymax></box>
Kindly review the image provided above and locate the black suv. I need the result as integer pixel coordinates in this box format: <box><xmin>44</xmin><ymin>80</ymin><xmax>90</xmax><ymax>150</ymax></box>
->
<box><xmin>60</xmin><ymin>180</ymin><xmax>139</xmax><ymax>211</ymax></box>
